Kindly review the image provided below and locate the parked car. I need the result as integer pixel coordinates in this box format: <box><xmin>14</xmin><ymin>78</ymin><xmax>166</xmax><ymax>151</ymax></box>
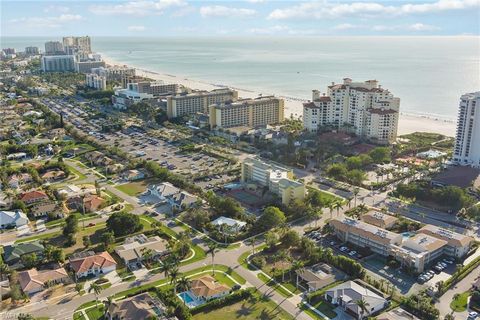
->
<box><xmin>468</xmin><ymin>311</ymin><xmax>478</xmax><ymax>319</ymax></box>
<box><xmin>349</xmin><ymin>250</ymin><xmax>357</xmax><ymax>257</ymax></box>
<box><xmin>340</xmin><ymin>246</ymin><xmax>349</xmax><ymax>252</ymax></box>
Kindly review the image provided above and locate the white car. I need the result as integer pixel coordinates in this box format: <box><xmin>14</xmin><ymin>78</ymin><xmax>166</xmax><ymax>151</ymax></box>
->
<box><xmin>340</xmin><ymin>246</ymin><xmax>349</xmax><ymax>252</ymax></box>
<box><xmin>349</xmin><ymin>251</ymin><xmax>357</xmax><ymax>257</ymax></box>
<box><xmin>468</xmin><ymin>311</ymin><xmax>478</xmax><ymax>319</ymax></box>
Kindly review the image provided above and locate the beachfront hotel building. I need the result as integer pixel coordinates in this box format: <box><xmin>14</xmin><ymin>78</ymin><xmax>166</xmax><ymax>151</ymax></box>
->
<box><xmin>209</xmin><ymin>96</ymin><xmax>285</xmax><ymax>129</ymax></box>
<box><xmin>91</xmin><ymin>66</ymin><xmax>136</xmax><ymax>83</ymax></box>
<box><xmin>44</xmin><ymin>41</ymin><xmax>64</xmax><ymax>55</ymax></box>
<box><xmin>241</xmin><ymin>157</ymin><xmax>305</xmax><ymax>205</ymax></box>
<box><xmin>41</xmin><ymin>55</ymin><xmax>76</xmax><ymax>72</ymax></box>
<box><xmin>166</xmin><ymin>88</ymin><xmax>238</xmax><ymax>118</ymax></box>
<box><xmin>453</xmin><ymin>92</ymin><xmax>480</xmax><ymax>168</ymax></box>
<box><xmin>128</xmin><ymin>81</ymin><xmax>180</xmax><ymax>96</ymax></box>
<box><xmin>62</xmin><ymin>36</ymin><xmax>92</xmax><ymax>54</ymax></box>
<box><xmin>85</xmin><ymin>73</ymin><xmax>107</xmax><ymax>90</ymax></box>
<box><xmin>303</xmin><ymin>78</ymin><xmax>400</xmax><ymax>144</ymax></box>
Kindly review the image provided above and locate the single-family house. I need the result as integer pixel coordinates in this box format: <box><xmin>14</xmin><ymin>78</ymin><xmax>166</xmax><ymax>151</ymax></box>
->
<box><xmin>211</xmin><ymin>216</ymin><xmax>247</xmax><ymax>234</ymax></box>
<box><xmin>68</xmin><ymin>195</ymin><xmax>104</xmax><ymax>213</ymax></box>
<box><xmin>325</xmin><ymin>281</ymin><xmax>388</xmax><ymax>319</ymax></box>
<box><xmin>8</xmin><ymin>173</ymin><xmax>33</xmax><ymax>189</ymax></box>
<box><xmin>190</xmin><ymin>275</ymin><xmax>230</xmax><ymax>301</ymax></box>
<box><xmin>31</xmin><ymin>202</ymin><xmax>63</xmax><ymax>218</ymax></box>
<box><xmin>0</xmin><ymin>210</ymin><xmax>29</xmax><ymax>229</ymax></box>
<box><xmin>169</xmin><ymin>191</ymin><xmax>199</xmax><ymax>212</ymax></box>
<box><xmin>115</xmin><ymin>234</ymin><xmax>169</xmax><ymax>268</ymax></box>
<box><xmin>147</xmin><ymin>182</ymin><xmax>179</xmax><ymax>202</ymax></box>
<box><xmin>295</xmin><ymin>263</ymin><xmax>344</xmax><ymax>292</ymax></box>
<box><xmin>57</xmin><ymin>184</ymin><xmax>95</xmax><ymax>199</ymax></box>
<box><xmin>106</xmin><ymin>292</ymin><xmax>169</xmax><ymax>320</ymax></box>
<box><xmin>18</xmin><ymin>267</ymin><xmax>69</xmax><ymax>295</ymax></box>
<box><xmin>121</xmin><ymin>169</ymin><xmax>145</xmax><ymax>181</ymax></box>
<box><xmin>377</xmin><ymin>307</ymin><xmax>420</xmax><ymax>320</ymax></box>
<box><xmin>69</xmin><ymin>251</ymin><xmax>117</xmax><ymax>279</ymax></box>
<box><xmin>41</xmin><ymin>170</ymin><xmax>66</xmax><ymax>182</ymax></box>
<box><xmin>3</xmin><ymin>241</ymin><xmax>45</xmax><ymax>270</ymax></box>
<box><xmin>19</xmin><ymin>190</ymin><xmax>49</xmax><ymax>205</ymax></box>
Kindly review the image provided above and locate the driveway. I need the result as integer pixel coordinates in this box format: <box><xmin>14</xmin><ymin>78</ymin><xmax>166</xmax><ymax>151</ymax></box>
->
<box><xmin>436</xmin><ymin>265</ymin><xmax>480</xmax><ymax>318</ymax></box>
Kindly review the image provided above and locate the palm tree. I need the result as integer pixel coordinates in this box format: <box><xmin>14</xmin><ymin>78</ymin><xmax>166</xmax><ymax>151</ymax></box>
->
<box><xmin>207</xmin><ymin>242</ymin><xmax>219</xmax><ymax>275</ymax></box>
<box><xmin>334</xmin><ymin>201</ymin><xmax>342</xmax><ymax>217</ymax></box>
<box><xmin>176</xmin><ymin>277</ymin><xmax>191</xmax><ymax>297</ymax></box>
<box><xmin>169</xmin><ymin>266</ymin><xmax>180</xmax><ymax>294</ymax></box>
<box><xmin>291</xmin><ymin>260</ymin><xmax>304</xmax><ymax>288</ymax></box>
<box><xmin>159</xmin><ymin>261</ymin><xmax>171</xmax><ymax>279</ymax></box>
<box><xmin>141</xmin><ymin>247</ymin><xmax>154</xmax><ymax>267</ymax></box>
<box><xmin>353</xmin><ymin>187</ymin><xmax>360</xmax><ymax>207</ymax></box>
<box><xmin>355</xmin><ymin>298</ymin><xmax>370</xmax><ymax>320</ymax></box>
<box><xmin>328</xmin><ymin>203</ymin><xmax>335</xmax><ymax>219</ymax></box>
<box><xmin>88</xmin><ymin>282</ymin><xmax>103</xmax><ymax>308</ymax></box>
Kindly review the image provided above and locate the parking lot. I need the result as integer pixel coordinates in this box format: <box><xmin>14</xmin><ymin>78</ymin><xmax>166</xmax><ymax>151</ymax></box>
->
<box><xmin>42</xmin><ymin>97</ymin><xmax>239</xmax><ymax>180</ymax></box>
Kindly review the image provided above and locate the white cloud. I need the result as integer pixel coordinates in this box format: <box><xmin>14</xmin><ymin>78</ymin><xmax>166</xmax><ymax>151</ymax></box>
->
<box><xmin>372</xmin><ymin>23</ymin><xmax>441</xmax><ymax>32</ymax></box>
<box><xmin>268</xmin><ymin>0</ymin><xmax>480</xmax><ymax>20</ymax></box>
<box><xmin>89</xmin><ymin>0</ymin><xmax>186</xmax><ymax>16</ymax></box>
<box><xmin>9</xmin><ymin>14</ymin><xmax>83</xmax><ymax>29</ymax></box>
<box><xmin>333</xmin><ymin>23</ymin><xmax>358</xmax><ymax>30</ymax></box>
<box><xmin>249</xmin><ymin>25</ymin><xmax>290</xmax><ymax>34</ymax></box>
<box><xmin>44</xmin><ymin>5</ymin><xmax>70</xmax><ymax>13</ymax></box>
<box><xmin>128</xmin><ymin>25</ymin><xmax>146</xmax><ymax>31</ymax></box>
<box><xmin>200</xmin><ymin>5</ymin><xmax>256</xmax><ymax>18</ymax></box>
<box><xmin>407</xmin><ymin>23</ymin><xmax>441</xmax><ymax>31</ymax></box>
<box><xmin>246</xmin><ymin>0</ymin><xmax>267</xmax><ymax>3</ymax></box>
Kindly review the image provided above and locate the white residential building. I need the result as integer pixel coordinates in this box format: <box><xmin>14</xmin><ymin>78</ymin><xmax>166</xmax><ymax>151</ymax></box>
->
<box><xmin>167</xmin><ymin>88</ymin><xmax>238</xmax><ymax>118</ymax></box>
<box><xmin>0</xmin><ymin>210</ymin><xmax>29</xmax><ymax>229</ymax></box>
<box><xmin>112</xmin><ymin>88</ymin><xmax>153</xmax><ymax>110</ymax></box>
<box><xmin>453</xmin><ymin>92</ymin><xmax>480</xmax><ymax>168</ymax></box>
<box><xmin>85</xmin><ymin>73</ymin><xmax>107</xmax><ymax>90</ymax></box>
<box><xmin>241</xmin><ymin>158</ymin><xmax>306</xmax><ymax>205</ymax></box>
<box><xmin>303</xmin><ymin>78</ymin><xmax>400</xmax><ymax>144</ymax></box>
<box><xmin>91</xmin><ymin>66</ymin><xmax>136</xmax><ymax>82</ymax></box>
<box><xmin>209</xmin><ymin>96</ymin><xmax>285</xmax><ymax>129</ymax></box>
<box><xmin>41</xmin><ymin>55</ymin><xmax>76</xmax><ymax>72</ymax></box>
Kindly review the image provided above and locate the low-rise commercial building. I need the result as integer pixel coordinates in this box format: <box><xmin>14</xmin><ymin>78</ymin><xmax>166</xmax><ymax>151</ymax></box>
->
<box><xmin>241</xmin><ymin>157</ymin><xmax>306</xmax><ymax>205</ymax></box>
<box><xmin>392</xmin><ymin>234</ymin><xmax>447</xmax><ymax>273</ymax></box>
<box><xmin>167</xmin><ymin>88</ymin><xmax>238</xmax><ymax>118</ymax></box>
<box><xmin>329</xmin><ymin>218</ymin><xmax>403</xmax><ymax>256</ymax></box>
<box><xmin>112</xmin><ymin>88</ymin><xmax>153</xmax><ymax>110</ymax></box>
<box><xmin>361</xmin><ymin>211</ymin><xmax>398</xmax><ymax>229</ymax></box>
<box><xmin>209</xmin><ymin>96</ymin><xmax>284</xmax><ymax>129</ymax></box>
<box><xmin>417</xmin><ymin>225</ymin><xmax>474</xmax><ymax>258</ymax></box>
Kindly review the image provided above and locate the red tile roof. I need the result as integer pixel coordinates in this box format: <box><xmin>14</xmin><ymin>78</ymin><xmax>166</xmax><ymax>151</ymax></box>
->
<box><xmin>69</xmin><ymin>251</ymin><xmax>116</xmax><ymax>274</ymax></box>
<box><xmin>20</xmin><ymin>190</ymin><xmax>48</xmax><ymax>202</ymax></box>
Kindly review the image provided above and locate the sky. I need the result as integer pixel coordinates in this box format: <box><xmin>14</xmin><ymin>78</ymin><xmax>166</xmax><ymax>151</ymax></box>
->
<box><xmin>2</xmin><ymin>0</ymin><xmax>480</xmax><ymax>37</ymax></box>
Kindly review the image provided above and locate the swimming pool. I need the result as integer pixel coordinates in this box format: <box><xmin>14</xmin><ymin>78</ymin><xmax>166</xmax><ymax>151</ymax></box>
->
<box><xmin>177</xmin><ymin>291</ymin><xmax>203</xmax><ymax>308</ymax></box>
<box><xmin>178</xmin><ymin>291</ymin><xmax>194</xmax><ymax>304</ymax></box>
<box><xmin>402</xmin><ymin>232</ymin><xmax>415</xmax><ymax>239</ymax></box>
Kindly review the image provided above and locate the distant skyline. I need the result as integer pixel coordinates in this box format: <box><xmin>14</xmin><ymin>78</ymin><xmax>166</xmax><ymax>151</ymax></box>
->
<box><xmin>2</xmin><ymin>0</ymin><xmax>480</xmax><ymax>37</ymax></box>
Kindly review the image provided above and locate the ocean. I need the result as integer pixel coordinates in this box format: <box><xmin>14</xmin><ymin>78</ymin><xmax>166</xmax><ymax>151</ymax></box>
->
<box><xmin>2</xmin><ymin>36</ymin><xmax>479</xmax><ymax>120</ymax></box>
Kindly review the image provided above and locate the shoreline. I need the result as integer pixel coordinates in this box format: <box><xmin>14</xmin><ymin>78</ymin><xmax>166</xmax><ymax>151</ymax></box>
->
<box><xmin>101</xmin><ymin>54</ymin><xmax>457</xmax><ymax>137</ymax></box>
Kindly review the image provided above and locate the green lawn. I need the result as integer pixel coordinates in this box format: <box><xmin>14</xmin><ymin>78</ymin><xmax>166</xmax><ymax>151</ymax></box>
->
<box><xmin>45</xmin><ymin>213</ymin><xmax>97</xmax><ymax>228</ymax></box>
<box><xmin>67</xmin><ymin>164</ymin><xmax>87</xmax><ymax>181</ymax></box>
<box><xmin>257</xmin><ymin>273</ymin><xmax>293</xmax><ymax>298</ymax></box>
<box><xmin>450</xmin><ymin>291</ymin><xmax>470</xmax><ymax>312</ymax></box>
<box><xmin>85</xmin><ymin>305</ymin><xmax>105</xmax><ymax>320</ymax></box>
<box><xmin>15</xmin><ymin>230</ymin><xmax>61</xmax><ymax>244</ymax></box>
<box><xmin>238</xmin><ymin>244</ymin><xmax>267</xmax><ymax>270</ymax></box>
<box><xmin>192</xmin><ymin>291</ymin><xmax>293</xmax><ymax>320</ymax></box>
<box><xmin>115</xmin><ymin>181</ymin><xmax>147</xmax><ymax>196</ymax></box>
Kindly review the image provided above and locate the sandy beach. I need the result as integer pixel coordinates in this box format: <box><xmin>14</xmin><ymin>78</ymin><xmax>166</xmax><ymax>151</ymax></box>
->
<box><xmin>102</xmin><ymin>55</ymin><xmax>457</xmax><ymax>137</ymax></box>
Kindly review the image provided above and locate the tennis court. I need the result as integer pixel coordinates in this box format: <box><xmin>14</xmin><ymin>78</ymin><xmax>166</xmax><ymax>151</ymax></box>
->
<box><xmin>226</xmin><ymin>189</ymin><xmax>262</xmax><ymax>206</ymax></box>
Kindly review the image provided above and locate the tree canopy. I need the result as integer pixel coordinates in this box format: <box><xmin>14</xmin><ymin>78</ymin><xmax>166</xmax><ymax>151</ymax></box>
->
<box><xmin>106</xmin><ymin>211</ymin><xmax>143</xmax><ymax>237</ymax></box>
